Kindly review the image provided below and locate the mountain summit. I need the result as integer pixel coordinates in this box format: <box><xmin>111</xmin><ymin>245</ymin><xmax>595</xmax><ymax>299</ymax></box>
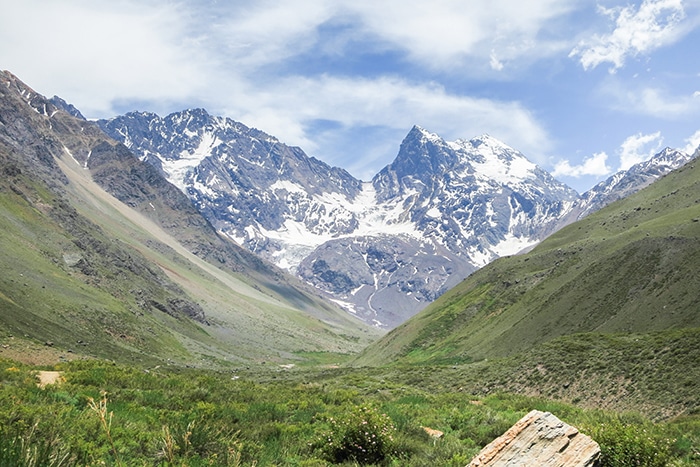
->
<box><xmin>100</xmin><ymin>115</ymin><xmax>581</xmax><ymax>327</ymax></box>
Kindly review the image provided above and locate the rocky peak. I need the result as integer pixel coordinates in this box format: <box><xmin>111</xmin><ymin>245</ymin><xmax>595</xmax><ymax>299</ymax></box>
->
<box><xmin>1</xmin><ymin>70</ymin><xmax>59</xmax><ymax>118</ymax></box>
<box><xmin>373</xmin><ymin>125</ymin><xmax>458</xmax><ymax>199</ymax></box>
<box><xmin>49</xmin><ymin>96</ymin><xmax>86</xmax><ymax>120</ymax></box>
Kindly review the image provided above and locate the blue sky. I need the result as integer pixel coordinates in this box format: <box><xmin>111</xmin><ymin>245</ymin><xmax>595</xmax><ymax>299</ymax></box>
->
<box><xmin>1</xmin><ymin>0</ymin><xmax>699</xmax><ymax>193</ymax></box>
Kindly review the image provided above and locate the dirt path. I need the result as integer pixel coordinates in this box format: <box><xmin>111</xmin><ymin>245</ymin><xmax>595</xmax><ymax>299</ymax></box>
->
<box><xmin>36</xmin><ymin>370</ymin><xmax>63</xmax><ymax>388</ymax></box>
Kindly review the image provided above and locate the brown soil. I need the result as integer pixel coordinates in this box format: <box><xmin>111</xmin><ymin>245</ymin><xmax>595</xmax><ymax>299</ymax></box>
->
<box><xmin>36</xmin><ymin>370</ymin><xmax>63</xmax><ymax>388</ymax></box>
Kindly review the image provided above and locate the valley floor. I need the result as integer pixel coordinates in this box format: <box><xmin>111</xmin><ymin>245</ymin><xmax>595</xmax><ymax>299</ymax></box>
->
<box><xmin>1</xmin><ymin>336</ymin><xmax>698</xmax><ymax>466</ymax></box>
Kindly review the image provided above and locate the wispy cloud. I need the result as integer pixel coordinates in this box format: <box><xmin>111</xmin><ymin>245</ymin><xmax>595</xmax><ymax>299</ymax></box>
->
<box><xmin>601</xmin><ymin>81</ymin><xmax>700</xmax><ymax>118</ymax></box>
<box><xmin>570</xmin><ymin>0</ymin><xmax>687</xmax><ymax>72</ymax></box>
<box><xmin>552</xmin><ymin>152</ymin><xmax>612</xmax><ymax>177</ymax></box>
<box><xmin>683</xmin><ymin>129</ymin><xmax>700</xmax><ymax>154</ymax></box>
<box><xmin>0</xmin><ymin>0</ymin><xmax>211</xmax><ymax>116</ymax></box>
<box><xmin>628</xmin><ymin>87</ymin><xmax>700</xmax><ymax>117</ymax></box>
<box><xmin>223</xmin><ymin>75</ymin><xmax>552</xmax><ymax>171</ymax></box>
<box><xmin>619</xmin><ymin>131</ymin><xmax>664</xmax><ymax>170</ymax></box>
<box><xmin>343</xmin><ymin>0</ymin><xmax>575</xmax><ymax>69</ymax></box>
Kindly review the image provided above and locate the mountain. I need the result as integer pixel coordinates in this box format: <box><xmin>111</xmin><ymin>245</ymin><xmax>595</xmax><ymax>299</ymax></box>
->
<box><xmin>97</xmin><ymin>109</ymin><xmax>363</xmax><ymax>263</ymax></box>
<box><xmin>99</xmin><ymin>116</ymin><xmax>580</xmax><ymax>327</ymax></box>
<box><xmin>296</xmin><ymin>127</ymin><xmax>580</xmax><ymax>327</ymax></box>
<box><xmin>0</xmin><ymin>70</ymin><xmax>378</xmax><ymax>366</ymax></box>
<box><xmin>559</xmin><ymin>147</ymin><xmax>695</xmax><ymax>224</ymax></box>
<box><xmin>354</xmin><ymin>156</ymin><xmax>700</xmax><ymax>366</ymax></box>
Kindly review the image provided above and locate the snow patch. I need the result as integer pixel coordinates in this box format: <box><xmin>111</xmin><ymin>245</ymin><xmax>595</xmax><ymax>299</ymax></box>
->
<box><xmin>161</xmin><ymin>131</ymin><xmax>221</xmax><ymax>191</ymax></box>
<box><xmin>425</xmin><ymin>206</ymin><xmax>441</xmax><ymax>218</ymax></box>
<box><xmin>492</xmin><ymin>233</ymin><xmax>538</xmax><ymax>257</ymax></box>
<box><xmin>270</xmin><ymin>179</ymin><xmax>306</xmax><ymax>194</ymax></box>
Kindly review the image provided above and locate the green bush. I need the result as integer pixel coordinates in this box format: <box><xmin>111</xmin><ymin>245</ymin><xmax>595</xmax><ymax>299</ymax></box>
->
<box><xmin>589</xmin><ymin>418</ymin><xmax>673</xmax><ymax>467</ymax></box>
<box><xmin>316</xmin><ymin>405</ymin><xmax>397</xmax><ymax>465</ymax></box>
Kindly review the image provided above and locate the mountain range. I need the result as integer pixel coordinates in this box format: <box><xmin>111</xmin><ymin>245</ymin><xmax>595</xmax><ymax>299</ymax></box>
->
<box><xmin>98</xmin><ymin>109</ymin><xmax>695</xmax><ymax>327</ymax></box>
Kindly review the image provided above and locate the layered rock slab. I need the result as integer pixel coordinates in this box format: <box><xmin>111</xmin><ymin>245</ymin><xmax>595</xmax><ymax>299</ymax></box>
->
<box><xmin>467</xmin><ymin>410</ymin><xmax>600</xmax><ymax>467</ymax></box>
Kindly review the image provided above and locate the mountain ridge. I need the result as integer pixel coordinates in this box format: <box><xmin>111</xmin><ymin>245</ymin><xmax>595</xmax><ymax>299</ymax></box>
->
<box><xmin>99</xmin><ymin>109</ymin><xmax>695</xmax><ymax>328</ymax></box>
<box><xmin>100</xmin><ymin>112</ymin><xmax>598</xmax><ymax>327</ymax></box>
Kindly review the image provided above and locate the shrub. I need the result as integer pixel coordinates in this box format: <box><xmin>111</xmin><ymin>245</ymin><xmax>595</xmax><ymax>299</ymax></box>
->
<box><xmin>316</xmin><ymin>405</ymin><xmax>397</xmax><ymax>465</ymax></box>
<box><xmin>588</xmin><ymin>418</ymin><xmax>673</xmax><ymax>467</ymax></box>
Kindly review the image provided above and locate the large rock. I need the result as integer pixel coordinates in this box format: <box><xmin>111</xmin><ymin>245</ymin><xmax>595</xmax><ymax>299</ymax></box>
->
<box><xmin>467</xmin><ymin>410</ymin><xmax>600</xmax><ymax>467</ymax></box>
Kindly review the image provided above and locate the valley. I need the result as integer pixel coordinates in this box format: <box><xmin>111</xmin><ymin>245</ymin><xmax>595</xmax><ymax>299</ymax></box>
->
<box><xmin>1</xmin><ymin>70</ymin><xmax>698</xmax><ymax>465</ymax></box>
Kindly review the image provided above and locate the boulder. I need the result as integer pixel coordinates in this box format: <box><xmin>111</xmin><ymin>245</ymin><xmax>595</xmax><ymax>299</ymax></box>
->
<box><xmin>467</xmin><ymin>410</ymin><xmax>600</xmax><ymax>467</ymax></box>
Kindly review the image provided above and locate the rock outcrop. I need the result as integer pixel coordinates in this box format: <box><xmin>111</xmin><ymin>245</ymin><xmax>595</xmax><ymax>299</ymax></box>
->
<box><xmin>467</xmin><ymin>410</ymin><xmax>600</xmax><ymax>467</ymax></box>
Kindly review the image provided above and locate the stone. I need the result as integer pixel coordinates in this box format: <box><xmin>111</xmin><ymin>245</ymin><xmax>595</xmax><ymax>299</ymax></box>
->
<box><xmin>467</xmin><ymin>410</ymin><xmax>600</xmax><ymax>467</ymax></box>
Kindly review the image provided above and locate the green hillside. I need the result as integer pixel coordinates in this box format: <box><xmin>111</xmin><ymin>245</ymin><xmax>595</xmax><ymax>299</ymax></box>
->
<box><xmin>0</xmin><ymin>70</ymin><xmax>378</xmax><ymax>368</ymax></box>
<box><xmin>355</xmin><ymin>158</ymin><xmax>700</xmax><ymax>366</ymax></box>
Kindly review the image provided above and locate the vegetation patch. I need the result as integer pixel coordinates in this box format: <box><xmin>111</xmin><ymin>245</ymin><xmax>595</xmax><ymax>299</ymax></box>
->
<box><xmin>0</xmin><ymin>357</ymin><xmax>697</xmax><ymax>466</ymax></box>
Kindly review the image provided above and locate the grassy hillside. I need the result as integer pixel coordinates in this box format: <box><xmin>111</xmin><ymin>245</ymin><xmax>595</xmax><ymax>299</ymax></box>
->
<box><xmin>0</xmin><ymin>70</ymin><xmax>379</xmax><ymax>368</ymax></box>
<box><xmin>355</xmin><ymin>158</ymin><xmax>700</xmax><ymax>366</ymax></box>
<box><xmin>355</xmin><ymin>328</ymin><xmax>699</xmax><ymax>421</ymax></box>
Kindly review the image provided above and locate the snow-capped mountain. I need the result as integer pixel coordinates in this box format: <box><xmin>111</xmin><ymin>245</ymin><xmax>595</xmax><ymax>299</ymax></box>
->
<box><xmin>295</xmin><ymin>127</ymin><xmax>579</xmax><ymax>326</ymax></box>
<box><xmin>374</xmin><ymin>126</ymin><xmax>578</xmax><ymax>261</ymax></box>
<box><xmin>563</xmin><ymin>147</ymin><xmax>696</xmax><ymax>222</ymax></box>
<box><xmin>97</xmin><ymin>110</ymin><xmax>692</xmax><ymax>328</ymax></box>
<box><xmin>98</xmin><ymin>109</ymin><xmax>364</xmax><ymax>268</ymax></box>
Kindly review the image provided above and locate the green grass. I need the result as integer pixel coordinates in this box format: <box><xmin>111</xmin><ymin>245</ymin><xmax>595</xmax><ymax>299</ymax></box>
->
<box><xmin>0</xmin><ymin>188</ymin><xmax>184</xmax><ymax>364</ymax></box>
<box><xmin>371</xmin><ymin>328</ymin><xmax>700</xmax><ymax>421</ymax></box>
<box><xmin>0</xmin><ymin>357</ymin><xmax>697</xmax><ymax>466</ymax></box>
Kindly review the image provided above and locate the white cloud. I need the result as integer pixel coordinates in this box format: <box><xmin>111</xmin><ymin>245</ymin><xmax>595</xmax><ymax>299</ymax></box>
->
<box><xmin>345</xmin><ymin>0</ymin><xmax>576</xmax><ymax>69</ymax></box>
<box><xmin>489</xmin><ymin>52</ymin><xmax>505</xmax><ymax>71</ymax></box>
<box><xmin>618</xmin><ymin>131</ymin><xmax>664</xmax><ymax>170</ymax></box>
<box><xmin>552</xmin><ymin>152</ymin><xmax>612</xmax><ymax>177</ymax></box>
<box><xmin>632</xmin><ymin>87</ymin><xmax>700</xmax><ymax>116</ymax></box>
<box><xmin>683</xmin><ymin>129</ymin><xmax>700</xmax><ymax>154</ymax></box>
<box><xmin>201</xmin><ymin>0</ymin><xmax>577</xmax><ymax>76</ymax></box>
<box><xmin>0</xmin><ymin>0</ymin><xmax>577</xmax><ymax>116</ymax></box>
<box><xmin>603</xmin><ymin>83</ymin><xmax>700</xmax><ymax>117</ymax></box>
<box><xmin>208</xmin><ymin>1</ymin><xmax>336</xmax><ymax>70</ymax></box>
<box><xmin>0</xmin><ymin>0</ymin><xmax>211</xmax><ymax>117</ymax></box>
<box><xmin>570</xmin><ymin>0</ymin><xmax>687</xmax><ymax>72</ymax></box>
<box><xmin>221</xmin><ymin>74</ymin><xmax>552</xmax><ymax>168</ymax></box>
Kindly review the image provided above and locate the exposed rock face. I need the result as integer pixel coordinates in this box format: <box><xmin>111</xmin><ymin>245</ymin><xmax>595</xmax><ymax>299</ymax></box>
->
<box><xmin>467</xmin><ymin>410</ymin><xmax>600</xmax><ymax>467</ymax></box>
